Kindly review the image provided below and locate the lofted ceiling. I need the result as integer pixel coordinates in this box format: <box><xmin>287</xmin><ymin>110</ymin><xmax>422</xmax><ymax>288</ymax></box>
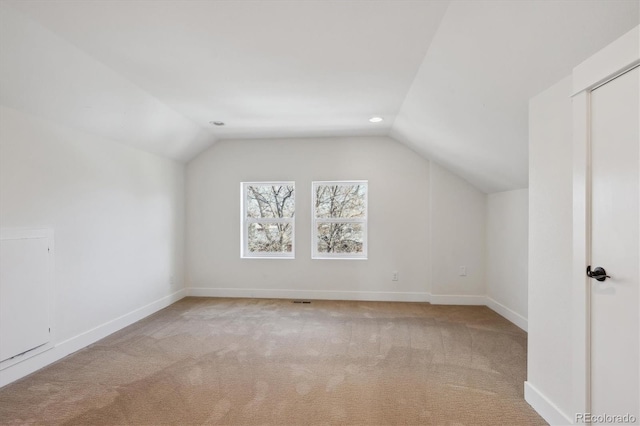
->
<box><xmin>392</xmin><ymin>0</ymin><xmax>640</xmax><ymax>192</ymax></box>
<box><xmin>1</xmin><ymin>0</ymin><xmax>638</xmax><ymax>193</ymax></box>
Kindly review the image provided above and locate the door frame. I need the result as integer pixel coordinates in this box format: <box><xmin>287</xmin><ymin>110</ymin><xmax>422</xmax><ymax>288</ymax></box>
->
<box><xmin>571</xmin><ymin>25</ymin><xmax>639</xmax><ymax>416</ymax></box>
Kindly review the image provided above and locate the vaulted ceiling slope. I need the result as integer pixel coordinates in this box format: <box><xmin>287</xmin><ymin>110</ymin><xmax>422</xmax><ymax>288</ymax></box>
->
<box><xmin>0</xmin><ymin>1</ymin><xmax>447</xmax><ymax>160</ymax></box>
<box><xmin>392</xmin><ymin>0</ymin><xmax>639</xmax><ymax>192</ymax></box>
<box><xmin>1</xmin><ymin>1</ymin><xmax>638</xmax><ymax>193</ymax></box>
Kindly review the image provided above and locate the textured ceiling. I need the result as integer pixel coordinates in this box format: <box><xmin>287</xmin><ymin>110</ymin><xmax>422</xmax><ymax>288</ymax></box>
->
<box><xmin>1</xmin><ymin>0</ymin><xmax>638</xmax><ymax>192</ymax></box>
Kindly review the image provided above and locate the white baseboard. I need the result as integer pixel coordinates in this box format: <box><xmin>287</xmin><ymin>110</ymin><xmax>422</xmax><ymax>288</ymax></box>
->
<box><xmin>524</xmin><ymin>381</ymin><xmax>573</xmax><ymax>425</ymax></box>
<box><xmin>187</xmin><ymin>289</ymin><xmax>529</xmax><ymax>331</ymax></box>
<box><xmin>428</xmin><ymin>294</ymin><xmax>528</xmax><ymax>331</ymax></box>
<box><xmin>428</xmin><ymin>294</ymin><xmax>487</xmax><ymax>305</ymax></box>
<box><xmin>485</xmin><ymin>297</ymin><xmax>528</xmax><ymax>331</ymax></box>
<box><xmin>2</xmin><ymin>286</ymin><xmax>553</xmax><ymax>424</ymax></box>
<box><xmin>0</xmin><ymin>289</ymin><xmax>186</xmax><ymax>388</ymax></box>
<box><xmin>187</xmin><ymin>287</ymin><xmax>430</xmax><ymax>302</ymax></box>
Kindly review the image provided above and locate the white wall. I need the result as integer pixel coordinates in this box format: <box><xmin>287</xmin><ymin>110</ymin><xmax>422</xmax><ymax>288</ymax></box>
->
<box><xmin>429</xmin><ymin>162</ymin><xmax>486</xmax><ymax>303</ymax></box>
<box><xmin>0</xmin><ymin>105</ymin><xmax>185</xmax><ymax>386</ymax></box>
<box><xmin>486</xmin><ymin>189</ymin><xmax>529</xmax><ymax>330</ymax></box>
<box><xmin>186</xmin><ymin>136</ymin><xmax>430</xmax><ymax>301</ymax></box>
<box><xmin>526</xmin><ymin>76</ymin><xmax>574</xmax><ymax>424</ymax></box>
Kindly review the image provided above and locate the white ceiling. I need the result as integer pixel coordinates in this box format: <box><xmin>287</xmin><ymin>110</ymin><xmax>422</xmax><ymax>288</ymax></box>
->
<box><xmin>392</xmin><ymin>0</ymin><xmax>640</xmax><ymax>192</ymax></box>
<box><xmin>1</xmin><ymin>0</ymin><xmax>638</xmax><ymax>192</ymax></box>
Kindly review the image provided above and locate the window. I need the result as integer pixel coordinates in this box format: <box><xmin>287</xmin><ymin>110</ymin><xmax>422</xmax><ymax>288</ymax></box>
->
<box><xmin>241</xmin><ymin>182</ymin><xmax>295</xmax><ymax>258</ymax></box>
<box><xmin>312</xmin><ymin>181</ymin><xmax>368</xmax><ymax>259</ymax></box>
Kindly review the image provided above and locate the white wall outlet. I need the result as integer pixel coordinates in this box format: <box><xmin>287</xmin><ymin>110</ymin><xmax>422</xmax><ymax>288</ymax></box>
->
<box><xmin>459</xmin><ymin>266</ymin><xmax>467</xmax><ymax>276</ymax></box>
<box><xmin>392</xmin><ymin>271</ymin><xmax>399</xmax><ymax>281</ymax></box>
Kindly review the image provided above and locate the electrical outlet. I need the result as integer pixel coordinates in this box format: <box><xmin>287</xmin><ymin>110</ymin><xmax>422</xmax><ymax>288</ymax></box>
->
<box><xmin>392</xmin><ymin>271</ymin><xmax>399</xmax><ymax>281</ymax></box>
<box><xmin>170</xmin><ymin>275</ymin><xmax>175</xmax><ymax>285</ymax></box>
<box><xmin>459</xmin><ymin>266</ymin><xmax>467</xmax><ymax>276</ymax></box>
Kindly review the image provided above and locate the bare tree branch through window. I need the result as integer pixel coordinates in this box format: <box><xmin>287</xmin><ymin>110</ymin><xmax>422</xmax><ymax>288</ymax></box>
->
<box><xmin>313</xmin><ymin>181</ymin><xmax>368</xmax><ymax>259</ymax></box>
<box><xmin>242</xmin><ymin>183</ymin><xmax>295</xmax><ymax>258</ymax></box>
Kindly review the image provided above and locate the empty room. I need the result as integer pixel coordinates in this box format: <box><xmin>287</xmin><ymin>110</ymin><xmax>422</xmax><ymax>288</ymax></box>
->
<box><xmin>0</xmin><ymin>0</ymin><xmax>638</xmax><ymax>425</ymax></box>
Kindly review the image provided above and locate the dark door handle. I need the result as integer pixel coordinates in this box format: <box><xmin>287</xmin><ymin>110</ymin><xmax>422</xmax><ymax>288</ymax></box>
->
<box><xmin>587</xmin><ymin>265</ymin><xmax>611</xmax><ymax>282</ymax></box>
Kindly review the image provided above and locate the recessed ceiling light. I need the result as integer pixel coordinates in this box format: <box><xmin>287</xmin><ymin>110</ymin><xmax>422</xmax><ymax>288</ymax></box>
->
<box><xmin>209</xmin><ymin>121</ymin><xmax>225</xmax><ymax>126</ymax></box>
<box><xmin>369</xmin><ymin>117</ymin><xmax>383</xmax><ymax>123</ymax></box>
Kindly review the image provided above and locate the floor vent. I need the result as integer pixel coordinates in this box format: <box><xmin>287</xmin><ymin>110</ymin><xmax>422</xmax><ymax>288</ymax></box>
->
<box><xmin>292</xmin><ymin>300</ymin><xmax>311</xmax><ymax>304</ymax></box>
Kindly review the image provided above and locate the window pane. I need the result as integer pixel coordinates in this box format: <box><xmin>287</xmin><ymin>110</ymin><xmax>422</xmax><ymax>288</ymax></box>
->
<box><xmin>248</xmin><ymin>223</ymin><xmax>293</xmax><ymax>253</ymax></box>
<box><xmin>246</xmin><ymin>185</ymin><xmax>295</xmax><ymax>219</ymax></box>
<box><xmin>315</xmin><ymin>184</ymin><xmax>366</xmax><ymax>218</ymax></box>
<box><xmin>316</xmin><ymin>222</ymin><xmax>363</xmax><ymax>254</ymax></box>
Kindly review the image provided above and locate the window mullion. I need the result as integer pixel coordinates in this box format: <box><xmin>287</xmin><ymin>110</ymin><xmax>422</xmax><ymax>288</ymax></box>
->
<box><xmin>246</xmin><ymin>217</ymin><xmax>292</xmax><ymax>224</ymax></box>
<box><xmin>314</xmin><ymin>218</ymin><xmax>365</xmax><ymax>224</ymax></box>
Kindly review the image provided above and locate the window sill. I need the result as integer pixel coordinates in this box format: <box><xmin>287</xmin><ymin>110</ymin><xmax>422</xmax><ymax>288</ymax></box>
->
<box><xmin>241</xmin><ymin>256</ymin><xmax>295</xmax><ymax>260</ymax></box>
<box><xmin>311</xmin><ymin>256</ymin><xmax>368</xmax><ymax>260</ymax></box>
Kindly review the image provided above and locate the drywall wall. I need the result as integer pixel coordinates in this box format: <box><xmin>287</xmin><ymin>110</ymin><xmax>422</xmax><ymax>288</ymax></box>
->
<box><xmin>186</xmin><ymin>136</ymin><xmax>430</xmax><ymax>300</ymax></box>
<box><xmin>526</xmin><ymin>76</ymin><xmax>573</xmax><ymax>423</ymax></box>
<box><xmin>0</xmin><ymin>105</ymin><xmax>185</xmax><ymax>385</ymax></box>
<box><xmin>428</xmin><ymin>162</ymin><xmax>486</xmax><ymax>303</ymax></box>
<box><xmin>486</xmin><ymin>189</ymin><xmax>528</xmax><ymax>330</ymax></box>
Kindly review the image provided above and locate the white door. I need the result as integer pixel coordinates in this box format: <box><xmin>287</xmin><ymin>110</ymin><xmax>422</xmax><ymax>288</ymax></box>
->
<box><xmin>590</xmin><ymin>66</ymin><xmax>639</xmax><ymax>421</ymax></box>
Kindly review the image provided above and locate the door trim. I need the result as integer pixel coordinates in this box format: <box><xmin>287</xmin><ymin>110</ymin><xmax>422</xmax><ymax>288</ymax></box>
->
<box><xmin>571</xmin><ymin>25</ymin><xmax>639</xmax><ymax>417</ymax></box>
<box><xmin>573</xmin><ymin>26</ymin><xmax>639</xmax><ymax>95</ymax></box>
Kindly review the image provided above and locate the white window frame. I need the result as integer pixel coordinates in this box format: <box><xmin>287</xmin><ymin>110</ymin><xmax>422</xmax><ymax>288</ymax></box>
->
<box><xmin>241</xmin><ymin>181</ymin><xmax>295</xmax><ymax>259</ymax></box>
<box><xmin>312</xmin><ymin>180</ymin><xmax>368</xmax><ymax>260</ymax></box>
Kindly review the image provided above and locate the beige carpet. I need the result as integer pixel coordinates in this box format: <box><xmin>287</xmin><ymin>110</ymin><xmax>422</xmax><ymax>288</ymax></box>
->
<box><xmin>0</xmin><ymin>297</ymin><xmax>547</xmax><ymax>425</ymax></box>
